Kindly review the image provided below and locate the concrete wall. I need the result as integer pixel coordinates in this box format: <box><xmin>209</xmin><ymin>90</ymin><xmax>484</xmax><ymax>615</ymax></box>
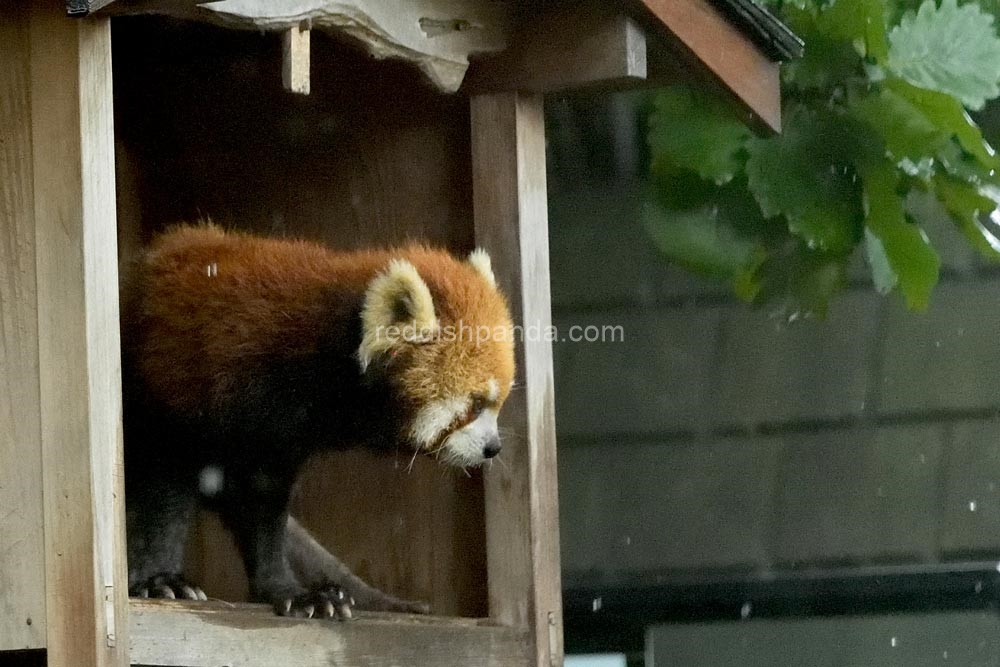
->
<box><xmin>551</xmin><ymin>178</ymin><xmax>1000</xmax><ymax>587</ymax></box>
<box><xmin>647</xmin><ymin>611</ymin><xmax>1000</xmax><ymax>666</ymax></box>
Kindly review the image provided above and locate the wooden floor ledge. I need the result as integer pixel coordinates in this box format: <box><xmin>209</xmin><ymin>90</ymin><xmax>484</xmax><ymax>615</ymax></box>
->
<box><xmin>129</xmin><ymin>599</ymin><xmax>530</xmax><ymax>667</ymax></box>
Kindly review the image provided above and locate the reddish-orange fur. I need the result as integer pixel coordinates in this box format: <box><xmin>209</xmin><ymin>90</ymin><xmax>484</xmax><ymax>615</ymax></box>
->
<box><xmin>120</xmin><ymin>224</ymin><xmax>515</xmax><ymax>613</ymax></box>
<box><xmin>123</xmin><ymin>224</ymin><xmax>515</xmax><ymax>417</ymax></box>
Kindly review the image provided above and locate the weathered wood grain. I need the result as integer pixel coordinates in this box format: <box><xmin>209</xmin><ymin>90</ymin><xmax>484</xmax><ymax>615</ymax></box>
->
<box><xmin>129</xmin><ymin>599</ymin><xmax>530</xmax><ymax>667</ymax></box>
<box><xmin>29</xmin><ymin>3</ymin><xmax>129</xmax><ymax>665</ymax></box>
<box><xmin>0</xmin><ymin>2</ymin><xmax>46</xmax><ymax>651</ymax></box>
<box><xmin>465</xmin><ymin>6</ymin><xmax>647</xmax><ymax>93</ymax></box>
<box><xmin>103</xmin><ymin>0</ymin><xmax>510</xmax><ymax>92</ymax></box>
<box><xmin>636</xmin><ymin>0</ymin><xmax>781</xmax><ymax>132</ymax></box>
<box><xmin>471</xmin><ymin>92</ymin><xmax>563</xmax><ymax>667</ymax></box>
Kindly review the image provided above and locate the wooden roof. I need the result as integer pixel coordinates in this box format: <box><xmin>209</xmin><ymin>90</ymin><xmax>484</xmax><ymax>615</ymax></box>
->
<box><xmin>69</xmin><ymin>0</ymin><xmax>798</xmax><ymax>132</ymax></box>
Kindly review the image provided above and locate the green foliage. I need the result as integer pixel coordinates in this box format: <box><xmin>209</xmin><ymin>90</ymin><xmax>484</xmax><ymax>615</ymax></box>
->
<box><xmin>648</xmin><ymin>87</ymin><xmax>752</xmax><ymax>184</ymax></box>
<box><xmin>888</xmin><ymin>0</ymin><xmax>1000</xmax><ymax>110</ymax></box>
<box><xmin>645</xmin><ymin>0</ymin><xmax>1000</xmax><ymax>317</ymax></box>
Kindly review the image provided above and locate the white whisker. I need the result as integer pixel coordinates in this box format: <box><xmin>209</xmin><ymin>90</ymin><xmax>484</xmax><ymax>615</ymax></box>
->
<box><xmin>405</xmin><ymin>446</ymin><xmax>421</xmax><ymax>474</ymax></box>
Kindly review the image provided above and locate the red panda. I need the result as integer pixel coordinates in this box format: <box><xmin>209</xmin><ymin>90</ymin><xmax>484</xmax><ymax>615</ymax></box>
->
<box><xmin>120</xmin><ymin>224</ymin><xmax>515</xmax><ymax>618</ymax></box>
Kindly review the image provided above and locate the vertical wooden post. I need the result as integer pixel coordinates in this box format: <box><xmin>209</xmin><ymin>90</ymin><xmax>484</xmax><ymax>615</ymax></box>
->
<box><xmin>282</xmin><ymin>24</ymin><xmax>311</xmax><ymax>95</ymax></box>
<box><xmin>471</xmin><ymin>92</ymin><xmax>564</xmax><ymax>667</ymax></box>
<box><xmin>0</xmin><ymin>2</ymin><xmax>46</xmax><ymax>651</ymax></box>
<box><xmin>29</xmin><ymin>3</ymin><xmax>129</xmax><ymax>666</ymax></box>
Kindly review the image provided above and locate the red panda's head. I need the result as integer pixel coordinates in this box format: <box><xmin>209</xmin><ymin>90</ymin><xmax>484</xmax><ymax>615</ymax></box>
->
<box><xmin>357</xmin><ymin>248</ymin><xmax>515</xmax><ymax>468</ymax></box>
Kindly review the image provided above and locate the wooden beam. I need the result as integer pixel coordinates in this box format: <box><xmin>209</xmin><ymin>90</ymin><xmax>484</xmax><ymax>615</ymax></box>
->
<box><xmin>281</xmin><ymin>23</ymin><xmax>310</xmax><ymax>95</ymax></box>
<box><xmin>471</xmin><ymin>93</ymin><xmax>563</xmax><ymax>667</ymax></box>
<box><xmin>28</xmin><ymin>3</ymin><xmax>129</xmax><ymax>666</ymax></box>
<box><xmin>101</xmin><ymin>0</ymin><xmax>511</xmax><ymax>93</ymax></box>
<box><xmin>636</xmin><ymin>0</ymin><xmax>781</xmax><ymax>133</ymax></box>
<box><xmin>129</xmin><ymin>599</ymin><xmax>531</xmax><ymax>667</ymax></box>
<box><xmin>465</xmin><ymin>6</ymin><xmax>647</xmax><ymax>93</ymax></box>
<box><xmin>0</xmin><ymin>2</ymin><xmax>46</xmax><ymax>651</ymax></box>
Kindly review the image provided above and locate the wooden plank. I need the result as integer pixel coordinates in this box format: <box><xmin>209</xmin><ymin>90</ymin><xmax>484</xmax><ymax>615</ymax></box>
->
<box><xmin>28</xmin><ymin>3</ymin><xmax>129</xmax><ymax>666</ymax></box>
<box><xmin>102</xmin><ymin>0</ymin><xmax>511</xmax><ymax>93</ymax></box>
<box><xmin>464</xmin><ymin>6</ymin><xmax>647</xmax><ymax>93</ymax></box>
<box><xmin>471</xmin><ymin>93</ymin><xmax>563</xmax><ymax>667</ymax></box>
<box><xmin>129</xmin><ymin>599</ymin><xmax>531</xmax><ymax>667</ymax></box>
<box><xmin>0</xmin><ymin>2</ymin><xmax>46</xmax><ymax>651</ymax></box>
<box><xmin>636</xmin><ymin>0</ymin><xmax>781</xmax><ymax>133</ymax></box>
<box><xmin>281</xmin><ymin>24</ymin><xmax>310</xmax><ymax>95</ymax></box>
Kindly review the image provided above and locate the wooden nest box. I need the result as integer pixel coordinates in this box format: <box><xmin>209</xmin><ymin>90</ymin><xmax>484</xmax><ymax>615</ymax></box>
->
<box><xmin>0</xmin><ymin>1</ymin><xmax>792</xmax><ymax>665</ymax></box>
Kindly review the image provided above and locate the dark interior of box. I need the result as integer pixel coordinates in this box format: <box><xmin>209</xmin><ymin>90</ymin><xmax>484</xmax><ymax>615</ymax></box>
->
<box><xmin>111</xmin><ymin>16</ymin><xmax>488</xmax><ymax>618</ymax></box>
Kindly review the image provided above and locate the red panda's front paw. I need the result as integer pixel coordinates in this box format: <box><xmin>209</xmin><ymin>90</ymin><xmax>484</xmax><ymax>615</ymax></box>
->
<box><xmin>275</xmin><ymin>585</ymin><xmax>355</xmax><ymax>621</ymax></box>
<box><xmin>131</xmin><ymin>573</ymin><xmax>208</xmax><ymax>601</ymax></box>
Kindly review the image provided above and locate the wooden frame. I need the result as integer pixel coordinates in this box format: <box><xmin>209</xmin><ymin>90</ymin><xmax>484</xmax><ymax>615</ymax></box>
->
<box><xmin>129</xmin><ymin>600</ymin><xmax>530</xmax><ymax>666</ymax></box>
<box><xmin>472</xmin><ymin>92</ymin><xmax>563</xmax><ymax>667</ymax></box>
<box><xmin>635</xmin><ymin>0</ymin><xmax>782</xmax><ymax>132</ymax></box>
<box><xmin>0</xmin><ymin>2</ymin><xmax>46</xmax><ymax>653</ymax></box>
<box><xmin>0</xmin><ymin>2</ymin><xmax>129</xmax><ymax>665</ymax></box>
<box><xmin>0</xmin><ymin>1</ymin><xmax>788</xmax><ymax>665</ymax></box>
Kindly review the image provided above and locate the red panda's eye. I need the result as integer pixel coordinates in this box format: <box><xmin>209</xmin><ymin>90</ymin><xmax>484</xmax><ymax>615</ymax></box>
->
<box><xmin>470</xmin><ymin>395</ymin><xmax>488</xmax><ymax>415</ymax></box>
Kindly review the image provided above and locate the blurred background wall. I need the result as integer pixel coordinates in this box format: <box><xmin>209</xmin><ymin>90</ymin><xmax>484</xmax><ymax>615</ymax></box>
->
<box><xmin>547</xmin><ymin>92</ymin><xmax>1000</xmax><ymax>666</ymax></box>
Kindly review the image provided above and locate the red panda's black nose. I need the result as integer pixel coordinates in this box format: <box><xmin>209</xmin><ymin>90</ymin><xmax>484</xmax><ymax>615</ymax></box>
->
<box><xmin>483</xmin><ymin>438</ymin><xmax>502</xmax><ymax>459</ymax></box>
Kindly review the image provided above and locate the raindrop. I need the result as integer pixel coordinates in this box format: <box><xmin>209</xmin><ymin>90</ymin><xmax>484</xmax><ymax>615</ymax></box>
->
<box><xmin>975</xmin><ymin>581</ymin><xmax>984</xmax><ymax>594</ymax></box>
<box><xmin>592</xmin><ymin>597</ymin><xmax>603</xmax><ymax>612</ymax></box>
<box><xmin>740</xmin><ymin>602</ymin><xmax>752</xmax><ymax>619</ymax></box>
<box><xmin>890</xmin><ymin>637</ymin><xmax>898</xmax><ymax>648</ymax></box>
<box><xmin>970</xmin><ymin>500</ymin><xmax>978</xmax><ymax>512</ymax></box>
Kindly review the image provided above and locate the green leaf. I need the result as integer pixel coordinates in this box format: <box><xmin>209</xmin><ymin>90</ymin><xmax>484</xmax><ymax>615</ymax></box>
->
<box><xmin>887</xmin><ymin>0</ymin><xmax>1000</xmax><ymax>111</ymax></box>
<box><xmin>648</xmin><ymin>86</ymin><xmax>751</xmax><ymax>185</ymax></box>
<box><xmin>784</xmin><ymin>34</ymin><xmax>864</xmax><ymax>90</ymax></box>
<box><xmin>863</xmin><ymin>229</ymin><xmax>898</xmax><ymax>294</ymax></box>
<box><xmin>933</xmin><ymin>174</ymin><xmax>1000</xmax><ymax>261</ymax></box>
<box><xmin>643</xmin><ymin>189</ymin><xmax>758</xmax><ymax>280</ymax></box>
<box><xmin>747</xmin><ymin>248</ymin><xmax>849</xmax><ymax>320</ymax></box>
<box><xmin>745</xmin><ymin>106</ymin><xmax>864</xmax><ymax>253</ymax></box>
<box><xmin>783</xmin><ymin>6</ymin><xmax>865</xmax><ymax>90</ymax></box>
<box><xmin>850</xmin><ymin>86</ymin><xmax>949</xmax><ymax>161</ymax></box>
<box><xmin>819</xmin><ymin>0</ymin><xmax>889</xmax><ymax>62</ymax></box>
<box><xmin>859</xmin><ymin>159</ymin><xmax>940</xmax><ymax>310</ymax></box>
<box><xmin>936</xmin><ymin>141</ymin><xmax>999</xmax><ymax>185</ymax></box>
<box><xmin>886</xmin><ymin>77</ymin><xmax>1000</xmax><ymax>170</ymax></box>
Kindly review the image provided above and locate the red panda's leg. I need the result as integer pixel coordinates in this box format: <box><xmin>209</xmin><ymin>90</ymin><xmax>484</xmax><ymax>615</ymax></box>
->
<box><xmin>285</xmin><ymin>516</ymin><xmax>430</xmax><ymax>614</ymax></box>
<box><xmin>125</xmin><ymin>476</ymin><xmax>205</xmax><ymax>600</ymax></box>
<box><xmin>219</xmin><ymin>481</ymin><xmax>354</xmax><ymax>620</ymax></box>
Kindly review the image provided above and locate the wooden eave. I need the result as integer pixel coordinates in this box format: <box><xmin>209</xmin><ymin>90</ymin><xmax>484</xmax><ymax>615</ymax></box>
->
<box><xmin>80</xmin><ymin>0</ymin><xmax>795</xmax><ymax>133</ymax></box>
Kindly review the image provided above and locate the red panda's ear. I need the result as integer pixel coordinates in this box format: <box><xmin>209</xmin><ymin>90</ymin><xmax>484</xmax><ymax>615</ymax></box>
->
<box><xmin>468</xmin><ymin>248</ymin><xmax>496</xmax><ymax>288</ymax></box>
<box><xmin>358</xmin><ymin>259</ymin><xmax>439</xmax><ymax>372</ymax></box>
